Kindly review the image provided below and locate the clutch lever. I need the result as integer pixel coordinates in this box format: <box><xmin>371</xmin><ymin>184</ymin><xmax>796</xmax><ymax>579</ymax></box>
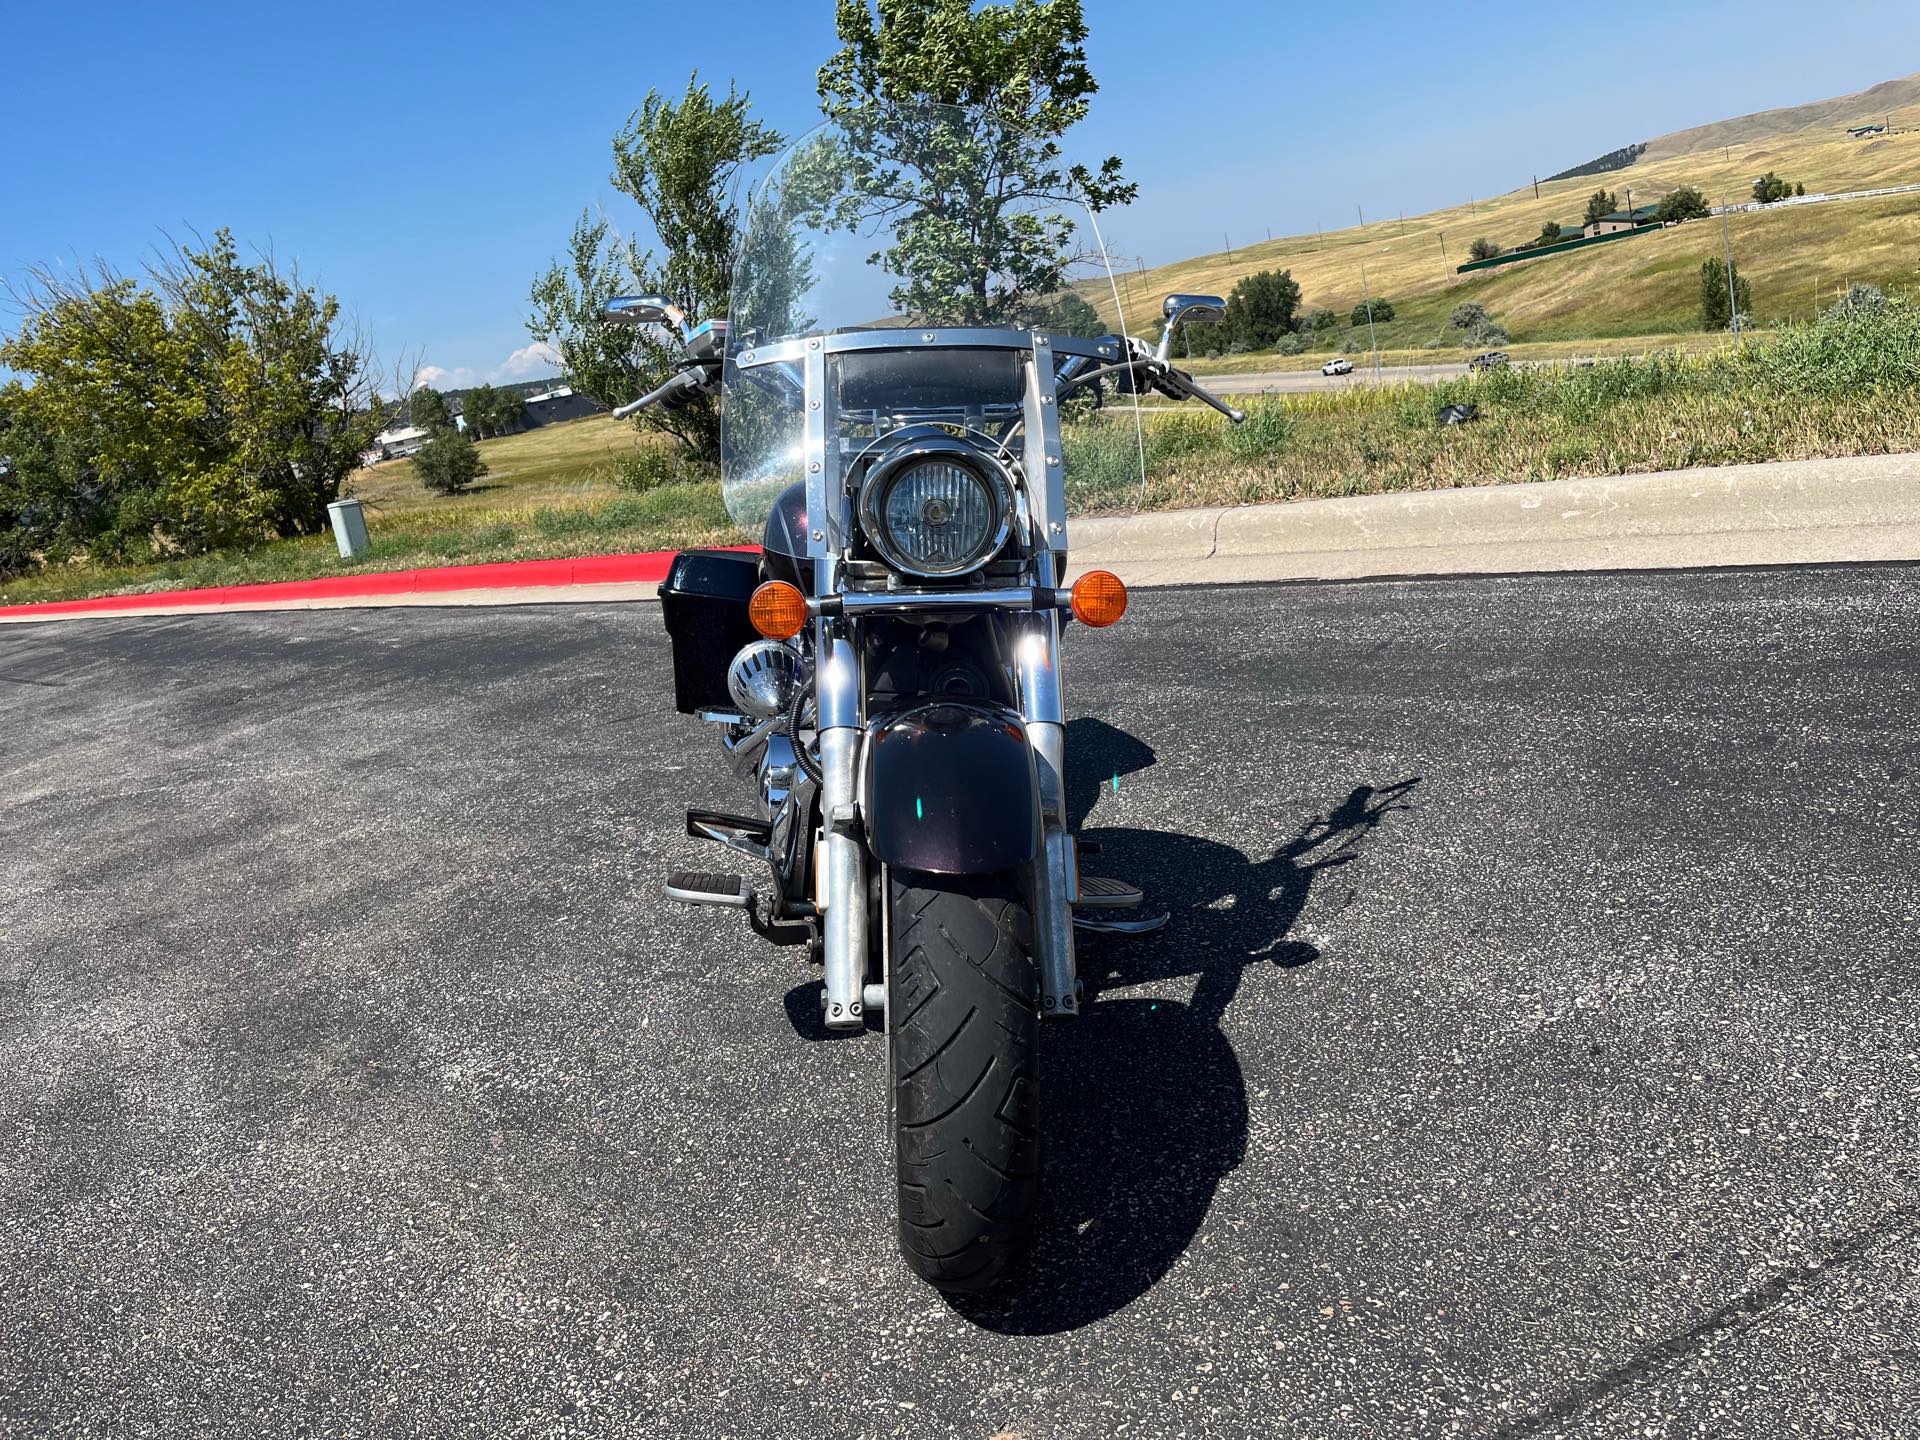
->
<box><xmin>1152</xmin><ymin>364</ymin><xmax>1246</xmax><ymax>424</ymax></box>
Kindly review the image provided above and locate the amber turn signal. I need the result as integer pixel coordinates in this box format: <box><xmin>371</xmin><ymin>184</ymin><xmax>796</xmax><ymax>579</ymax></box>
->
<box><xmin>748</xmin><ymin>581</ymin><xmax>808</xmax><ymax>640</ymax></box>
<box><xmin>1069</xmin><ymin>569</ymin><xmax>1128</xmax><ymax>627</ymax></box>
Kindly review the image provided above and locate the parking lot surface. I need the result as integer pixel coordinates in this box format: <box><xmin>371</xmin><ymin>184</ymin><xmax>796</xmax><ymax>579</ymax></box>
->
<box><xmin>2</xmin><ymin>566</ymin><xmax>1916</xmax><ymax>1438</ymax></box>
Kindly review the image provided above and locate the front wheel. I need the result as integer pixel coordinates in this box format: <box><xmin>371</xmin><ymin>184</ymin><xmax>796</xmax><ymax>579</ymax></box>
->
<box><xmin>888</xmin><ymin>869</ymin><xmax>1040</xmax><ymax>1292</ymax></box>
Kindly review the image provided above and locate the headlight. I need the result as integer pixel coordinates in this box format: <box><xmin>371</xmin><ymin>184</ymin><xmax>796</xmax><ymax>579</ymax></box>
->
<box><xmin>858</xmin><ymin>437</ymin><xmax>1012</xmax><ymax>579</ymax></box>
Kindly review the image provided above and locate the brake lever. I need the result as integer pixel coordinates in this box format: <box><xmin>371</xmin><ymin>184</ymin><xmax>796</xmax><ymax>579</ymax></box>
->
<box><xmin>1152</xmin><ymin>363</ymin><xmax>1246</xmax><ymax>424</ymax></box>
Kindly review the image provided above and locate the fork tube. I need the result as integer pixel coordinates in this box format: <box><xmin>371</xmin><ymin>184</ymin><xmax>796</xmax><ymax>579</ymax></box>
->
<box><xmin>1018</xmin><ymin>550</ymin><xmax>1079</xmax><ymax>1018</ymax></box>
<box><xmin>816</xmin><ymin>611</ymin><xmax>868</xmax><ymax>1029</ymax></box>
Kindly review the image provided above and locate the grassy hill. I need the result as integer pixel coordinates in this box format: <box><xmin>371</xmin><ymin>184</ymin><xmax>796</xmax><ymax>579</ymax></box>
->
<box><xmin>1114</xmin><ymin>73</ymin><xmax>1920</xmax><ymax>356</ymax></box>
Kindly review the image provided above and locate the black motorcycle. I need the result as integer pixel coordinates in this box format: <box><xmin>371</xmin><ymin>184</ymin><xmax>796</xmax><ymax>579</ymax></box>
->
<box><xmin>605</xmin><ymin>103</ymin><xmax>1244</xmax><ymax>1292</ymax></box>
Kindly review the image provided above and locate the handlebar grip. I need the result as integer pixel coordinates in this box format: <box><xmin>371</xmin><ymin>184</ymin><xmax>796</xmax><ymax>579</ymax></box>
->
<box><xmin>611</xmin><ymin>397</ymin><xmax>646</xmax><ymax>420</ymax></box>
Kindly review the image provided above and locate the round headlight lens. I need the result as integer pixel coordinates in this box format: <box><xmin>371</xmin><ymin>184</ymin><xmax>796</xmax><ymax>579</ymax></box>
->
<box><xmin>870</xmin><ymin>456</ymin><xmax>1006</xmax><ymax>577</ymax></box>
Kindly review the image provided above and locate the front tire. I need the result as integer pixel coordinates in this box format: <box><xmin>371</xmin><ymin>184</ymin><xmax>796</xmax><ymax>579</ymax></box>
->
<box><xmin>888</xmin><ymin>869</ymin><xmax>1040</xmax><ymax>1292</ymax></box>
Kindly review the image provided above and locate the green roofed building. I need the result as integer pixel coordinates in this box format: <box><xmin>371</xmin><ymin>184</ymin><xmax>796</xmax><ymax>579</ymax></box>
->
<box><xmin>1586</xmin><ymin>204</ymin><xmax>1662</xmax><ymax>237</ymax></box>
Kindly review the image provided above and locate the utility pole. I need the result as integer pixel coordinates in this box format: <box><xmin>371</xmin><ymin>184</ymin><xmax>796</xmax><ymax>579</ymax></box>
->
<box><xmin>1721</xmin><ymin>198</ymin><xmax>1743</xmax><ymax>350</ymax></box>
<box><xmin>1224</xmin><ymin>232</ymin><xmax>1233</xmax><ymax>261</ymax></box>
<box><xmin>1358</xmin><ymin>204</ymin><xmax>1365</xmax><ymax>228</ymax></box>
<box><xmin>1360</xmin><ymin>262</ymin><xmax>1383</xmax><ymax>384</ymax></box>
<box><xmin>1438</xmin><ymin>229</ymin><xmax>1449</xmax><ymax>272</ymax></box>
<box><xmin>1532</xmin><ymin>175</ymin><xmax>1540</xmax><ymax>201</ymax></box>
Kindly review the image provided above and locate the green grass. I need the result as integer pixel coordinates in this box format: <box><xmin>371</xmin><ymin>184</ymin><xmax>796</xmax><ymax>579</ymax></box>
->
<box><xmin>7</xmin><ymin>307</ymin><xmax>1919</xmax><ymax>608</ymax></box>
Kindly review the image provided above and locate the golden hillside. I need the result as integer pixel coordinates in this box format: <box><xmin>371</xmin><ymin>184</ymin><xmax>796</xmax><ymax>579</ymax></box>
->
<box><xmin>1113</xmin><ymin>77</ymin><xmax>1920</xmax><ymax>345</ymax></box>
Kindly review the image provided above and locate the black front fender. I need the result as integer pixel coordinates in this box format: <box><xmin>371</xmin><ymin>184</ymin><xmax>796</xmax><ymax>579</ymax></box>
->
<box><xmin>864</xmin><ymin>704</ymin><xmax>1040</xmax><ymax>875</ymax></box>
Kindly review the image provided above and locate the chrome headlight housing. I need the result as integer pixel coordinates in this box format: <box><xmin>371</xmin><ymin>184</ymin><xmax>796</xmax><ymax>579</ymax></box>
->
<box><xmin>857</xmin><ymin>434</ymin><xmax>1013</xmax><ymax>579</ymax></box>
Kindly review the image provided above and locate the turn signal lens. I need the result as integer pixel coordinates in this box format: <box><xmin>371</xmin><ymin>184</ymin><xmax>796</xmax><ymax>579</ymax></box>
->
<box><xmin>1070</xmin><ymin>570</ymin><xmax>1128</xmax><ymax>627</ymax></box>
<box><xmin>748</xmin><ymin>581</ymin><xmax>808</xmax><ymax>639</ymax></box>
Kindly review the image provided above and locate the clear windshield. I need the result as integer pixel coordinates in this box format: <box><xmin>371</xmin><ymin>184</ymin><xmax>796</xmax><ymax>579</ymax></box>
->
<box><xmin>721</xmin><ymin>103</ymin><xmax>1145</xmax><ymax>544</ymax></box>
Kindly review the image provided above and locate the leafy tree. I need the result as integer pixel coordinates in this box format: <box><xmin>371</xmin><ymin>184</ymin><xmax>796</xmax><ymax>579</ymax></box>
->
<box><xmin>1221</xmin><ymin>268</ymin><xmax>1302</xmax><ymax>349</ymax></box>
<box><xmin>1654</xmin><ymin>185</ymin><xmax>1710</xmax><ymax>223</ymax></box>
<box><xmin>1450</xmin><ymin>301</ymin><xmax>1489</xmax><ymax>330</ymax></box>
<box><xmin>410</xmin><ymin>386</ymin><xmax>452</xmax><ymax>432</ymax></box>
<box><xmin>1700</xmin><ymin>257</ymin><xmax>1752</xmax><ymax>330</ymax></box>
<box><xmin>814</xmin><ymin>0</ymin><xmax>1135</xmax><ymax>327</ymax></box>
<box><xmin>1752</xmin><ymin>172</ymin><xmax>1794</xmax><ymax>203</ymax></box>
<box><xmin>1537</xmin><ymin>221</ymin><xmax>1564</xmax><ymax>245</ymax></box>
<box><xmin>1307</xmin><ymin>307</ymin><xmax>1338</xmax><ymax>331</ymax></box>
<box><xmin>1582</xmin><ymin>189</ymin><xmax>1619</xmax><ymax>227</ymax></box>
<box><xmin>491</xmin><ymin>388</ymin><xmax>526</xmax><ymax>433</ymax></box>
<box><xmin>1795</xmin><ymin>181</ymin><xmax>1806</xmax><ymax>197</ymax></box>
<box><xmin>529</xmin><ymin>76</ymin><xmax>781</xmax><ymax>462</ymax></box>
<box><xmin>412</xmin><ymin>429</ymin><xmax>488</xmax><ymax>494</ymax></box>
<box><xmin>1032</xmin><ymin>290</ymin><xmax>1107</xmax><ymax>338</ymax></box>
<box><xmin>1468</xmin><ymin>237</ymin><xmax>1500</xmax><ymax>261</ymax></box>
<box><xmin>0</xmin><ymin>230</ymin><xmax>379</xmax><ymax>562</ymax></box>
<box><xmin>1350</xmin><ymin>298</ymin><xmax>1394</xmax><ymax>327</ymax></box>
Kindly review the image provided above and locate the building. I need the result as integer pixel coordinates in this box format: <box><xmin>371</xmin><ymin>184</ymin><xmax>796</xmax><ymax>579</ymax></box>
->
<box><xmin>360</xmin><ymin>424</ymin><xmax>431</xmax><ymax>467</ymax></box>
<box><xmin>523</xmin><ymin>383</ymin><xmax>600</xmax><ymax>427</ymax></box>
<box><xmin>1585</xmin><ymin>204</ymin><xmax>1661</xmax><ymax>237</ymax></box>
<box><xmin>1847</xmin><ymin>123</ymin><xmax>1888</xmax><ymax>139</ymax></box>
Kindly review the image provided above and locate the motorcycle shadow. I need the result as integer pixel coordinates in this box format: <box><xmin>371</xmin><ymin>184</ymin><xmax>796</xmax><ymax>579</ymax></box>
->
<box><xmin>956</xmin><ymin>762</ymin><xmax>1422</xmax><ymax>1334</ymax></box>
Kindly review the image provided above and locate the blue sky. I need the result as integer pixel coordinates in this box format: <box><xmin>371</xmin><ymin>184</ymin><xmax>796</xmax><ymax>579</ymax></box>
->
<box><xmin>5</xmin><ymin>1</ymin><xmax>1918</xmax><ymax>388</ymax></box>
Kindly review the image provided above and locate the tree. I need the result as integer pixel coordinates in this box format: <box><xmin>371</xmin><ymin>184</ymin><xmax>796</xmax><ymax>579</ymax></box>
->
<box><xmin>1582</xmin><ymin>189</ymin><xmax>1619</xmax><ymax>227</ymax></box>
<box><xmin>529</xmin><ymin>76</ymin><xmax>781</xmax><ymax>462</ymax></box>
<box><xmin>1468</xmin><ymin>237</ymin><xmax>1500</xmax><ymax>261</ymax></box>
<box><xmin>1222</xmin><ymin>268</ymin><xmax>1302</xmax><ymax>349</ymax></box>
<box><xmin>1699</xmin><ymin>257</ymin><xmax>1752</xmax><ymax>331</ymax></box>
<box><xmin>1350</xmin><ymin>298</ymin><xmax>1394</xmax><ymax>327</ymax></box>
<box><xmin>0</xmin><ymin>230</ymin><xmax>380</xmax><ymax>562</ymax></box>
<box><xmin>1654</xmin><ymin>185</ymin><xmax>1710</xmax><ymax>223</ymax></box>
<box><xmin>1032</xmin><ymin>290</ymin><xmax>1107</xmax><ymax>338</ymax></box>
<box><xmin>1307</xmin><ymin>307</ymin><xmax>1338</xmax><ymax>331</ymax></box>
<box><xmin>1752</xmin><ymin>172</ymin><xmax>1794</xmax><ymax>203</ymax></box>
<box><xmin>814</xmin><ymin>0</ymin><xmax>1135</xmax><ymax>327</ymax></box>
<box><xmin>1537</xmin><ymin>221</ymin><xmax>1564</xmax><ymax>245</ymax></box>
<box><xmin>412</xmin><ymin>429</ymin><xmax>488</xmax><ymax>494</ymax></box>
<box><xmin>1795</xmin><ymin>181</ymin><xmax>1806</xmax><ymax>197</ymax></box>
<box><xmin>410</xmin><ymin>386</ymin><xmax>452</xmax><ymax>432</ymax></box>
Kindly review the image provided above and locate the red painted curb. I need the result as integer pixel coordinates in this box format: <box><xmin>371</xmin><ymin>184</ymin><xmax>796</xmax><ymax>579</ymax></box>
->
<box><xmin>0</xmin><ymin>546</ymin><xmax>760</xmax><ymax>621</ymax></box>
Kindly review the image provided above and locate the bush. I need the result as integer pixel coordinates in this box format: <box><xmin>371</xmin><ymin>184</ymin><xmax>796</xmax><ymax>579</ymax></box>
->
<box><xmin>412</xmin><ymin>430</ymin><xmax>488</xmax><ymax>494</ymax></box>
<box><xmin>1830</xmin><ymin>283</ymin><xmax>1886</xmax><ymax>317</ymax></box>
<box><xmin>1307</xmin><ymin>308</ymin><xmax>1338</xmax><ymax>332</ymax></box>
<box><xmin>1350</xmin><ymin>298</ymin><xmax>1395</xmax><ymax>327</ymax></box>
<box><xmin>1461</xmin><ymin>319</ymin><xmax>1510</xmax><ymax>348</ymax></box>
<box><xmin>611</xmin><ymin>448</ymin><xmax>718</xmax><ymax>492</ymax></box>
<box><xmin>1655</xmin><ymin>185</ymin><xmax>1710</xmax><ymax>223</ymax></box>
<box><xmin>1467</xmin><ymin>238</ymin><xmax>1500</xmax><ymax>262</ymax></box>
<box><xmin>1449</xmin><ymin>302</ymin><xmax>1489</xmax><ymax>330</ymax></box>
<box><xmin>1752</xmin><ymin>172</ymin><xmax>1794</xmax><ymax>204</ymax></box>
<box><xmin>1700</xmin><ymin>257</ymin><xmax>1752</xmax><ymax>331</ymax></box>
<box><xmin>1749</xmin><ymin>298</ymin><xmax>1920</xmax><ymax>395</ymax></box>
<box><xmin>1271</xmin><ymin>332</ymin><xmax>1307</xmax><ymax>356</ymax></box>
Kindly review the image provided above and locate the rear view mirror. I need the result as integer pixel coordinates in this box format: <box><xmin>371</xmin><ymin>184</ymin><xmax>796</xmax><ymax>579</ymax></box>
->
<box><xmin>602</xmin><ymin>294</ymin><xmax>682</xmax><ymax>328</ymax></box>
<box><xmin>1162</xmin><ymin>293</ymin><xmax>1227</xmax><ymax>326</ymax></box>
<box><xmin>1156</xmin><ymin>293</ymin><xmax>1229</xmax><ymax>362</ymax></box>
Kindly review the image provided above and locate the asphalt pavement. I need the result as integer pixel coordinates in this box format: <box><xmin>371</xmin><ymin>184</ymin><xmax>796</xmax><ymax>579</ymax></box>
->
<box><xmin>1198</xmin><ymin>362</ymin><xmax>1471</xmax><ymax>394</ymax></box>
<box><xmin>2</xmin><ymin>568</ymin><xmax>1917</xmax><ymax>1439</ymax></box>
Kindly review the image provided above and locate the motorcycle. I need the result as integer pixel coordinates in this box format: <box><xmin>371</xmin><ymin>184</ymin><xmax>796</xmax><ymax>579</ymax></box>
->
<box><xmin>603</xmin><ymin>104</ymin><xmax>1245</xmax><ymax>1292</ymax></box>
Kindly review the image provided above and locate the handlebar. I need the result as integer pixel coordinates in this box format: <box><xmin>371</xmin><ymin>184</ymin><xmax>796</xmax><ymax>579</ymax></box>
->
<box><xmin>1054</xmin><ymin>349</ymin><xmax>1246</xmax><ymax>423</ymax></box>
<box><xmin>612</xmin><ymin>361</ymin><xmax>720</xmax><ymax>419</ymax></box>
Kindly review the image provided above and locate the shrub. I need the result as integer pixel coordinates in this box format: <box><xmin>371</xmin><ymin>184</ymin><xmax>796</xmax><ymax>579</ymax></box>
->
<box><xmin>1700</xmin><ymin>257</ymin><xmax>1752</xmax><ymax>331</ymax></box>
<box><xmin>1272</xmin><ymin>332</ymin><xmax>1307</xmax><ymax>356</ymax></box>
<box><xmin>611</xmin><ymin>448</ymin><xmax>720</xmax><ymax>493</ymax></box>
<box><xmin>1467</xmin><ymin>238</ymin><xmax>1500</xmax><ymax>262</ymax></box>
<box><xmin>1830</xmin><ymin>283</ymin><xmax>1886</xmax><ymax>316</ymax></box>
<box><xmin>1307</xmin><ymin>308</ymin><xmax>1338</xmax><ymax>332</ymax></box>
<box><xmin>1752</xmin><ymin>172</ymin><xmax>1794</xmax><ymax>204</ymax></box>
<box><xmin>412</xmin><ymin>430</ymin><xmax>488</xmax><ymax>494</ymax></box>
<box><xmin>1350</xmin><ymin>298</ymin><xmax>1395</xmax><ymax>327</ymax></box>
<box><xmin>1449</xmin><ymin>302</ymin><xmax>1489</xmax><ymax>330</ymax></box>
<box><xmin>1461</xmin><ymin>319</ymin><xmax>1509</xmax><ymax>348</ymax></box>
<box><xmin>1655</xmin><ymin>185</ymin><xmax>1710</xmax><ymax>223</ymax></box>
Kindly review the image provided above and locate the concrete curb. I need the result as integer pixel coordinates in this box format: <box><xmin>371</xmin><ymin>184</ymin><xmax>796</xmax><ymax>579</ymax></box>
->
<box><xmin>1064</xmin><ymin>451</ymin><xmax>1920</xmax><ymax>585</ymax></box>
<box><xmin>3</xmin><ymin>453</ymin><xmax>1916</xmax><ymax>625</ymax></box>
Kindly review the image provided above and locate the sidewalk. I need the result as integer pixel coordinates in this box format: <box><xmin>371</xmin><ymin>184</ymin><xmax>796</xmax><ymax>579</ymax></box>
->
<box><xmin>4</xmin><ymin>453</ymin><xmax>1917</xmax><ymax>624</ymax></box>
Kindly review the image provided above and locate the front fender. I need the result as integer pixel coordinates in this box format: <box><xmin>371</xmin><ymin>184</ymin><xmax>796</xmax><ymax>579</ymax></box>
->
<box><xmin>864</xmin><ymin>704</ymin><xmax>1040</xmax><ymax>875</ymax></box>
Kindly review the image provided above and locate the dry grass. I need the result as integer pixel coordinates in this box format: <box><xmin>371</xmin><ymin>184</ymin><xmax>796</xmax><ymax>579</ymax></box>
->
<box><xmin>1108</xmin><ymin>92</ymin><xmax>1920</xmax><ymax>345</ymax></box>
